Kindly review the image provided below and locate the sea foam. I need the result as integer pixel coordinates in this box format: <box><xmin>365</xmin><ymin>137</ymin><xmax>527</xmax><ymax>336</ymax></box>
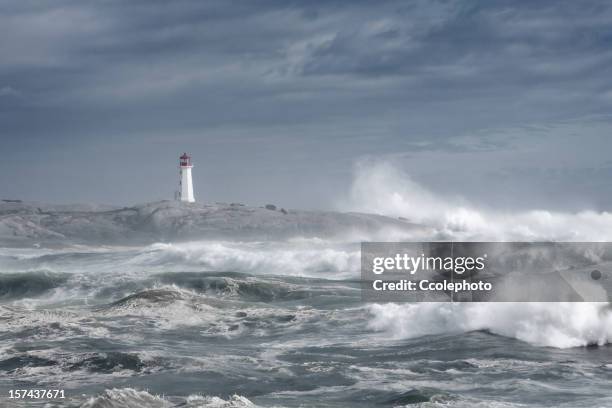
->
<box><xmin>368</xmin><ymin>300</ymin><xmax>612</xmax><ymax>348</ymax></box>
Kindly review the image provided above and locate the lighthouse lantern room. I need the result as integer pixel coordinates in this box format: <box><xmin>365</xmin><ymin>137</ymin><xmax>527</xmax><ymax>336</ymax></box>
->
<box><xmin>178</xmin><ymin>153</ymin><xmax>195</xmax><ymax>203</ymax></box>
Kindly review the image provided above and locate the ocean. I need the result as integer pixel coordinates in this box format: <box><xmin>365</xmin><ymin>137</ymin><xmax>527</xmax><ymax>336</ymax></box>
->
<box><xmin>1</xmin><ymin>241</ymin><xmax>612</xmax><ymax>407</ymax></box>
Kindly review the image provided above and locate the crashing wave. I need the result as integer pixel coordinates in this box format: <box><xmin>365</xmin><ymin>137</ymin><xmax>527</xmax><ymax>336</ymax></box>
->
<box><xmin>344</xmin><ymin>161</ymin><xmax>612</xmax><ymax>241</ymax></box>
<box><xmin>368</xmin><ymin>302</ymin><xmax>612</xmax><ymax>348</ymax></box>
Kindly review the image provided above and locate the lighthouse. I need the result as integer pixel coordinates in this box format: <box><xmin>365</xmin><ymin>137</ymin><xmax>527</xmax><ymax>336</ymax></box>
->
<box><xmin>178</xmin><ymin>153</ymin><xmax>195</xmax><ymax>202</ymax></box>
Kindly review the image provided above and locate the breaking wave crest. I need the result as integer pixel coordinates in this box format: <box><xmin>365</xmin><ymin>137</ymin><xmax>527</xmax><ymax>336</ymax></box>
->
<box><xmin>0</xmin><ymin>271</ymin><xmax>68</xmax><ymax>300</ymax></box>
<box><xmin>81</xmin><ymin>388</ymin><xmax>168</xmax><ymax>408</ymax></box>
<box><xmin>96</xmin><ymin>284</ymin><xmax>331</xmax><ymax>336</ymax></box>
<box><xmin>80</xmin><ymin>388</ymin><xmax>257</xmax><ymax>408</ymax></box>
<box><xmin>153</xmin><ymin>271</ymin><xmax>339</xmax><ymax>302</ymax></box>
<box><xmin>368</xmin><ymin>302</ymin><xmax>612</xmax><ymax>348</ymax></box>
<box><xmin>133</xmin><ymin>240</ymin><xmax>360</xmax><ymax>278</ymax></box>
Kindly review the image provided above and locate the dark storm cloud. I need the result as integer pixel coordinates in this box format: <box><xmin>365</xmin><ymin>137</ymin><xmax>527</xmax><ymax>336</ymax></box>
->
<box><xmin>1</xmin><ymin>0</ymin><xmax>612</xmax><ymax>209</ymax></box>
<box><xmin>299</xmin><ymin>1</ymin><xmax>612</xmax><ymax>79</ymax></box>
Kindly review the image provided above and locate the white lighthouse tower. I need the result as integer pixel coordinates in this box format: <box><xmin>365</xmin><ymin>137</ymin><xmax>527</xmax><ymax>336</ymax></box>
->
<box><xmin>178</xmin><ymin>153</ymin><xmax>195</xmax><ymax>202</ymax></box>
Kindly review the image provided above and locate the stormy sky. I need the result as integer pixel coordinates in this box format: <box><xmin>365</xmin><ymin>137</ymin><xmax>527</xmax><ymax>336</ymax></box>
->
<box><xmin>1</xmin><ymin>0</ymin><xmax>612</xmax><ymax>210</ymax></box>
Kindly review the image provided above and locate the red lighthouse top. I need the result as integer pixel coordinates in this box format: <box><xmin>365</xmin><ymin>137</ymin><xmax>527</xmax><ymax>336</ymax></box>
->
<box><xmin>179</xmin><ymin>152</ymin><xmax>192</xmax><ymax>167</ymax></box>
